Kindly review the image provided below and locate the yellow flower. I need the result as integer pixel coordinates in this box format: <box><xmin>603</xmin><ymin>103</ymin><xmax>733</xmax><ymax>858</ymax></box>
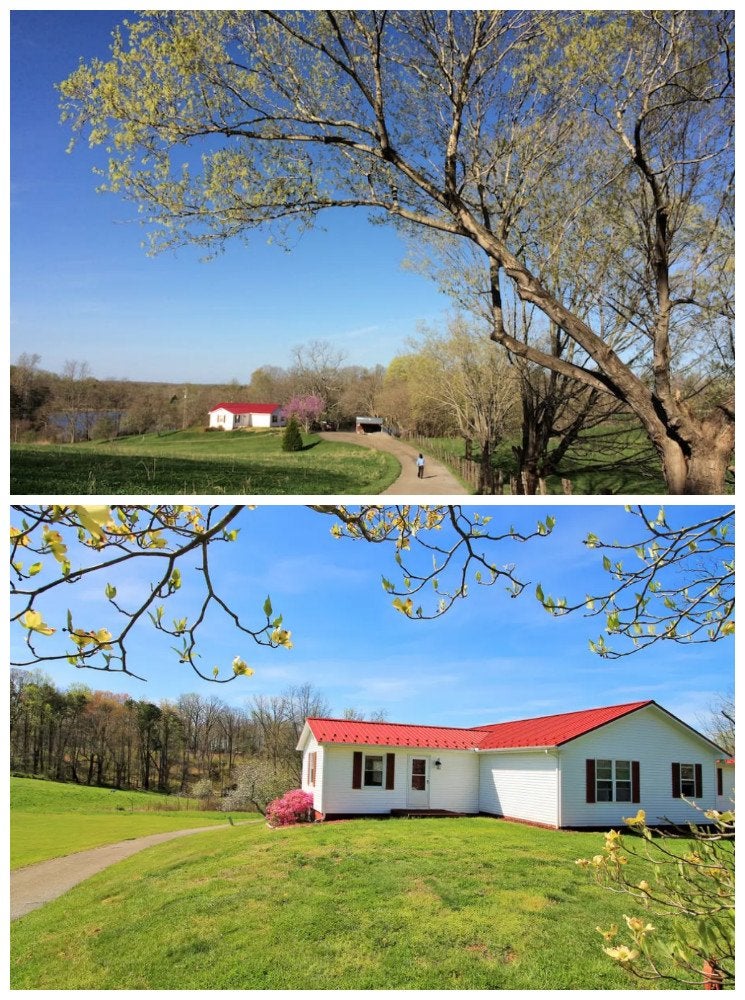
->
<box><xmin>271</xmin><ymin>628</ymin><xmax>293</xmax><ymax>649</ymax></box>
<box><xmin>624</xmin><ymin>915</ymin><xmax>655</xmax><ymax>936</ymax></box>
<box><xmin>603</xmin><ymin>945</ymin><xmax>639</xmax><ymax>964</ymax></box>
<box><xmin>596</xmin><ymin>924</ymin><xmax>618</xmax><ymax>943</ymax></box>
<box><xmin>232</xmin><ymin>656</ymin><xmax>254</xmax><ymax>677</ymax></box>
<box><xmin>624</xmin><ymin>809</ymin><xmax>646</xmax><ymax>827</ymax></box>
<box><xmin>20</xmin><ymin>610</ymin><xmax>56</xmax><ymax>636</ymax></box>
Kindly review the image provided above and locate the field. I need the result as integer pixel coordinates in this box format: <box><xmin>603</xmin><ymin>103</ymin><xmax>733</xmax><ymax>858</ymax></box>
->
<box><xmin>11</xmin><ymin>777</ymin><xmax>231</xmax><ymax>869</ymax></box>
<box><xmin>10</xmin><ymin>429</ymin><xmax>401</xmax><ymax>495</ymax></box>
<box><xmin>11</xmin><ymin>791</ymin><xmax>688</xmax><ymax>989</ymax></box>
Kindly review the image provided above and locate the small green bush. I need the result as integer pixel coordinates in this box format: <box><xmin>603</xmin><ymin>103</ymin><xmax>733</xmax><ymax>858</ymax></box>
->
<box><xmin>281</xmin><ymin>416</ymin><xmax>303</xmax><ymax>452</ymax></box>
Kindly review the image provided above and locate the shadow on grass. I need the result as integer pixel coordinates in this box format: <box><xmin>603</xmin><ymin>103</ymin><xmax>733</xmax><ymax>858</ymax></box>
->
<box><xmin>10</xmin><ymin>447</ymin><xmax>393</xmax><ymax>495</ymax></box>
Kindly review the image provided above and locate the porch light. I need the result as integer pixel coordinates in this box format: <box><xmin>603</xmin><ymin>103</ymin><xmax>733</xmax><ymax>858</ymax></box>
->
<box><xmin>434</xmin><ymin>758</ymin><xmax>442</xmax><ymax>769</ymax></box>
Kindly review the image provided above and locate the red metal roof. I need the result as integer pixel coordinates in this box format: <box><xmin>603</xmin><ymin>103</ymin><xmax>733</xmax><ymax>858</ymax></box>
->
<box><xmin>307</xmin><ymin>701</ymin><xmax>654</xmax><ymax>751</ymax></box>
<box><xmin>473</xmin><ymin>700</ymin><xmax>653</xmax><ymax>749</ymax></box>
<box><xmin>306</xmin><ymin>718</ymin><xmax>484</xmax><ymax>750</ymax></box>
<box><xmin>209</xmin><ymin>402</ymin><xmax>281</xmax><ymax>414</ymax></box>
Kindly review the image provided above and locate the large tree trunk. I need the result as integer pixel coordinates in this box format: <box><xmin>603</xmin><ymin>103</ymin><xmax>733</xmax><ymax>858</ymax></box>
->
<box><xmin>654</xmin><ymin>403</ymin><xmax>734</xmax><ymax>495</ymax></box>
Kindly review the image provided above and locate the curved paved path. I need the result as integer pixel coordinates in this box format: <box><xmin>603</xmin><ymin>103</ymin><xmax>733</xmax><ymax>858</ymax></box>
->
<box><xmin>11</xmin><ymin>822</ymin><xmax>254</xmax><ymax>921</ymax></box>
<box><xmin>320</xmin><ymin>431</ymin><xmax>467</xmax><ymax>495</ymax></box>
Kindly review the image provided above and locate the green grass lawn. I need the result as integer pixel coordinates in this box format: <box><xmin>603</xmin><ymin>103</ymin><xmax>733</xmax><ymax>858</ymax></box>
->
<box><xmin>11</xmin><ymin>815</ymin><xmax>686</xmax><ymax>989</ymax></box>
<box><xmin>11</xmin><ymin>777</ymin><xmax>231</xmax><ymax>869</ymax></box>
<box><xmin>418</xmin><ymin>423</ymin><xmax>670</xmax><ymax>494</ymax></box>
<box><xmin>10</xmin><ymin>429</ymin><xmax>401</xmax><ymax>494</ymax></box>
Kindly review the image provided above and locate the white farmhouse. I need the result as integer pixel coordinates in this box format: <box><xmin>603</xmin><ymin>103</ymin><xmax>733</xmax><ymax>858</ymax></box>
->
<box><xmin>208</xmin><ymin>402</ymin><xmax>285</xmax><ymax>430</ymax></box>
<box><xmin>297</xmin><ymin>700</ymin><xmax>732</xmax><ymax>828</ymax></box>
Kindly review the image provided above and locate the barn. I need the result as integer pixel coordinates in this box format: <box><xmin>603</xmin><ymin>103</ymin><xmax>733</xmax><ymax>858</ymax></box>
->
<box><xmin>297</xmin><ymin>700</ymin><xmax>731</xmax><ymax>828</ymax></box>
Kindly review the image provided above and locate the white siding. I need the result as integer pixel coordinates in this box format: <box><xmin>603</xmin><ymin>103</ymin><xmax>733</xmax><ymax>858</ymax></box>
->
<box><xmin>560</xmin><ymin>704</ymin><xmax>722</xmax><ymax>827</ymax></box>
<box><xmin>318</xmin><ymin>745</ymin><xmax>479</xmax><ymax>816</ymax></box>
<box><xmin>716</xmin><ymin>763</ymin><xmax>735</xmax><ymax>813</ymax></box>
<box><xmin>209</xmin><ymin>408</ymin><xmax>235</xmax><ymax>430</ymax></box>
<box><xmin>300</xmin><ymin>735</ymin><xmax>324</xmax><ymax>814</ymax></box>
<box><xmin>478</xmin><ymin>750</ymin><xmax>559</xmax><ymax>827</ymax></box>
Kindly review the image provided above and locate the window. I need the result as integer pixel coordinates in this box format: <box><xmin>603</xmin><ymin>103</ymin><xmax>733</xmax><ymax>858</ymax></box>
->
<box><xmin>364</xmin><ymin>754</ymin><xmax>384</xmax><ymax>787</ymax></box>
<box><xmin>596</xmin><ymin>759</ymin><xmax>613</xmax><ymax>801</ymax></box>
<box><xmin>587</xmin><ymin>758</ymin><xmax>639</xmax><ymax>803</ymax></box>
<box><xmin>680</xmin><ymin>763</ymin><xmax>696</xmax><ymax>797</ymax></box>
<box><xmin>615</xmin><ymin>760</ymin><xmax>632</xmax><ymax>802</ymax></box>
<box><xmin>307</xmin><ymin>751</ymin><xmax>317</xmax><ymax>787</ymax></box>
<box><xmin>671</xmin><ymin>762</ymin><xmax>703</xmax><ymax>799</ymax></box>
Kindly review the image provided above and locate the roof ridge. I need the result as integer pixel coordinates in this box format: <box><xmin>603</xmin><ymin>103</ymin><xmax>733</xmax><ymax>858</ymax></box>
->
<box><xmin>473</xmin><ymin>699</ymin><xmax>653</xmax><ymax>730</ymax></box>
<box><xmin>306</xmin><ymin>716</ymin><xmax>480</xmax><ymax>731</ymax></box>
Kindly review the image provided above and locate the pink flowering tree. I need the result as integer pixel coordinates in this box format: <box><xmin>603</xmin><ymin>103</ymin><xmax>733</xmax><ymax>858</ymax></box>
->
<box><xmin>282</xmin><ymin>395</ymin><xmax>325</xmax><ymax>433</ymax></box>
<box><xmin>265</xmin><ymin>789</ymin><xmax>315</xmax><ymax>827</ymax></box>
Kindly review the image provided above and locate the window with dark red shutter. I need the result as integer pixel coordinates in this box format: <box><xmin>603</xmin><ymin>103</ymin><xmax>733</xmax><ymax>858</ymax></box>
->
<box><xmin>352</xmin><ymin>750</ymin><xmax>362</xmax><ymax>789</ymax></box>
<box><xmin>632</xmin><ymin>761</ymin><xmax>640</xmax><ymax>803</ymax></box>
<box><xmin>385</xmin><ymin>752</ymin><xmax>395</xmax><ymax>790</ymax></box>
<box><xmin>717</xmin><ymin>767</ymin><xmax>723</xmax><ymax>797</ymax></box>
<box><xmin>695</xmin><ymin>763</ymin><xmax>703</xmax><ymax>798</ymax></box>
<box><xmin>586</xmin><ymin>759</ymin><xmax>596</xmax><ymax>803</ymax></box>
<box><xmin>672</xmin><ymin>762</ymin><xmax>681</xmax><ymax>797</ymax></box>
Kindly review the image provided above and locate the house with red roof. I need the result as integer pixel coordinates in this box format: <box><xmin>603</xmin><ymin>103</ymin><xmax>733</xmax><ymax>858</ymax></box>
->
<box><xmin>296</xmin><ymin>700</ymin><xmax>732</xmax><ymax>828</ymax></box>
<box><xmin>208</xmin><ymin>402</ymin><xmax>285</xmax><ymax>430</ymax></box>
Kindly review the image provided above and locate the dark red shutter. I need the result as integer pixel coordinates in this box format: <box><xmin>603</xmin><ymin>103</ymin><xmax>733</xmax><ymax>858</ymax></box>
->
<box><xmin>695</xmin><ymin>763</ymin><xmax>703</xmax><ymax>798</ymax></box>
<box><xmin>585</xmin><ymin>759</ymin><xmax>596</xmax><ymax>803</ymax></box>
<box><xmin>632</xmin><ymin>761</ymin><xmax>640</xmax><ymax>803</ymax></box>
<box><xmin>352</xmin><ymin>750</ymin><xmax>362</xmax><ymax>789</ymax></box>
<box><xmin>717</xmin><ymin>768</ymin><xmax>723</xmax><ymax>796</ymax></box>
<box><xmin>672</xmin><ymin>762</ymin><xmax>681</xmax><ymax>798</ymax></box>
<box><xmin>385</xmin><ymin>752</ymin><xmax>395</xmax><ymax>790</ymax></box>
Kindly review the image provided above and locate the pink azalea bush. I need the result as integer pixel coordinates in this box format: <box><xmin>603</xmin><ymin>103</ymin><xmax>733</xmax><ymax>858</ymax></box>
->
<box><xmin>265</xmin><ymin>789</ymin><xmax>315</xmax><ymax>827</ymax></box>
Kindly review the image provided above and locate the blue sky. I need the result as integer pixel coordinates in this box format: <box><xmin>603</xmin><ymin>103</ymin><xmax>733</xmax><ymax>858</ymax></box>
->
<box><xmin>10</xmin><ymin>10</ymin><xmax>452</xmax><ymax>383</ymax></box>
<box><xmin>10</xmin><ymin>505</ymin><xmax>734</xmax><ymax>734</ymax></box>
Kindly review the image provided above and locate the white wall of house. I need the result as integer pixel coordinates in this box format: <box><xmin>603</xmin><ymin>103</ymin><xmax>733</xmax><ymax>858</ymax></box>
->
<box><xmin>209</xmin><ymin>408</ymin><xmax>236</xmax><ymax>430</ymax></box>
<box><xmin>307</xmin><ymin>744</ymin><xmax>479</xmax><ymax>816</ymax></box>
<box><xmin>300</xmin><ymin>734</ymin><xmax>324</xmax><ymax>814</ymax></box>
<box><xmin>716</xmin><ymin>763</ymin><xmax>735</xmax><ymax>813</ymax></box>
<box><xmin>477</xmin><ymin>749</ymin><xmax>560</xmax><ymax>826</ymax></box>
<box><xmin>560</xmin><ymin>704</ymin><xmax>723</xmax><ymax>828</ymax></box>
<box><xmin>208</xmin><ymin>408</ymin><xmax>284</xmax><ymax>430</ymax></box>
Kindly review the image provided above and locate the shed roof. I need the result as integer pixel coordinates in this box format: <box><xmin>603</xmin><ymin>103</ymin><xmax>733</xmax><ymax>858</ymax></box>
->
<box><xmin>305</xmin><ymin>700</ymin><xmax>656</xmax><ymax>752</ymax></box>
<box><xmin>210</xmin><ymin>402</ymin><xmax>281</xmax><ymax>414</ymax></box>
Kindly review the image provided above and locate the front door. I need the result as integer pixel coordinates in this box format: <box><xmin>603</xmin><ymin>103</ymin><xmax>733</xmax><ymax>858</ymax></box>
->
<box><xmin>407</xmin><ymin>755</ymin><xmax>430</xmax><ymax>808</ymax></box>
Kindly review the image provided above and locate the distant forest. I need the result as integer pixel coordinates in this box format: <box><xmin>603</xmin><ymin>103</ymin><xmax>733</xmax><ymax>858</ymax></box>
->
<box><xmin>9</xmin><ymin>669</ymin><xmax>335</xmax><ymax>800</ymax></box>
<box><xmin>10</xmin><ymin>344</ymin><xmax>388</xmax><ymax>443</ymax></box>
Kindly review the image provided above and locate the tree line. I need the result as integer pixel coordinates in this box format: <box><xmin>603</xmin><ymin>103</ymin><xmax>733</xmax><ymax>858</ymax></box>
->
<box><xmin>10</xmin><ymin>670</ymin><xmax>376</xmax><ymax>808</ymax></box>
<box><xmin>9</xmin><ymin>345</ymin><xmax>386</xmax><ymax>444</ymax></box>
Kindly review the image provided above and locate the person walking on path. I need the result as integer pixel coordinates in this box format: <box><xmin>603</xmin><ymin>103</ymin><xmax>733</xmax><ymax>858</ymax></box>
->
<box><xmin>416</xmin><ymin>453</ymin><xmax>425</xmax><ymax>479</ymax></box>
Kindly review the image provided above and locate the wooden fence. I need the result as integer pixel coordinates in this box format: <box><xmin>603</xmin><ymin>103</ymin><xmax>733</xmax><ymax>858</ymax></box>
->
<box><xmin>405</xmin><ymin>437</ymin><xmax>573</xmax><ymax>495</ymax></box>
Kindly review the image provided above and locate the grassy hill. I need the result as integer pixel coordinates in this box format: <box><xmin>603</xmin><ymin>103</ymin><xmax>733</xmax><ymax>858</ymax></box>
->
<box><xmin>11</xmin><ymin>812</ymin><xmax>686</xmax><ymax>989</ymax></box>
<box><xmin>10</xmin><ymin>429</ymin><xmax>401</xmax><ymax>494</ymax></box>
<box><xmin>11</xmin><ymin>776</ymin><xmax>231</xmax><ymax>869</ymax></box>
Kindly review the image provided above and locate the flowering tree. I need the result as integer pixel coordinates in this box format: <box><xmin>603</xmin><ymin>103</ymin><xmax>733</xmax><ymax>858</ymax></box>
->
<box><xmin>265</xmin><ymin>789</ymin><xmax>314</xmax><ymax>827</ymax></box>
<box><xmin>282</xmin><ymin>395</ymin><xmax>326</xmax><ymax>433</ymax></box>
<box><xmin>577</xmin><ymin>808</ymin><xmax>734</xmax><ymax>988</ymax></box>
<box><xmin>536</xmin><ymin>506</ymin><xmax>734</xmax><ymax>657</ymax></box>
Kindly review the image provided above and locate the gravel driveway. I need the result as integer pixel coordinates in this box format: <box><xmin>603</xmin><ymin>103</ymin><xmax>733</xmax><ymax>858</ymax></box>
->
<box><xmin>319</xmin><ymin>432</ymin><xmax>467</xmax><ymax>495</ymax></box>
<box><xmin>10</xmin><ymin>823</ymin><xmax>245</xmax><ymax>921</ymax></box>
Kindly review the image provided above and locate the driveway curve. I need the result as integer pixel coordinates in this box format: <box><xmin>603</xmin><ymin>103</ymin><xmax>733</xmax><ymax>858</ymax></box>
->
<box><xmin>319</xmin><ymin>431</ymin><xmax>467</xmax><ymax>495</ymax></box>
<box><xmin>11</xmin><ymin>822</ymin><xmax>255</xmax><ymax>921</ymax></box>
